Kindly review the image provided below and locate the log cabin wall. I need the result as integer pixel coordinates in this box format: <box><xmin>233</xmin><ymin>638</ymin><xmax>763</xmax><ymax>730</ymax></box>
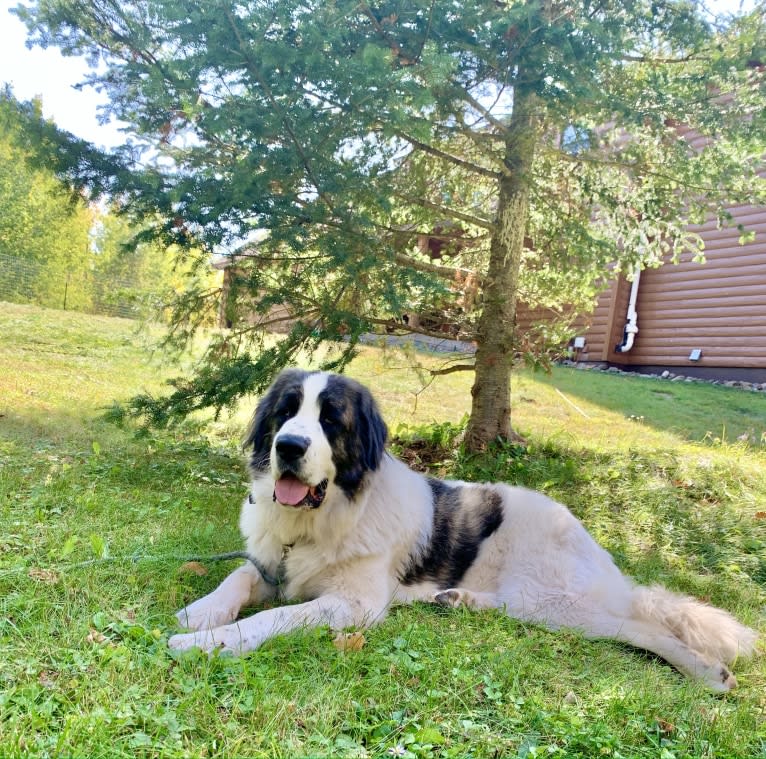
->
<box><xmin>516</xmin><ymin>201</ymin><xmax>766</xmax><ymax>380</ymax></box>
<box><xmin>607</xmin><ymin>202</ymin><xmax>766</xmax><ymax>378</ymax></box>
<box><xmin>515</xmin><ymin>278</ymin><xmax>625</xmax><ymax>363</ymax></box>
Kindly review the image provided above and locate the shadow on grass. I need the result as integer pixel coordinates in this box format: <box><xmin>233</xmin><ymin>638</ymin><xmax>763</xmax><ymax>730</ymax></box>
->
<box><xmin>532</xmin><ymin>367</ymin><xmax>766</xmax><ymax>447</ymax></box>
<box><xmin>396</xmin><ymin>428</ymin><xmax>766</xmax><ymax>614</ymax></box>
<box><xmin>5</xmin><ymin>404</ymin><xmax>765</xmax><ymax>620</ymax></box>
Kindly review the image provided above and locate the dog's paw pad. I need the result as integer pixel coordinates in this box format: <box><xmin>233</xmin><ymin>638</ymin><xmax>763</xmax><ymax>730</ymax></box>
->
<box><xmin>433</xmin><ymin>589</ymin><xmax>463</xmax><ymax>608</ymax></box>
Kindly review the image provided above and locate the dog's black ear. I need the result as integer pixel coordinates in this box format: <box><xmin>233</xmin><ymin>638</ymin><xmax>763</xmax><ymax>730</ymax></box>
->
<box><xmin>244</xmin><ymin>368</ymin><xmax>305</xmax><ymax>471</ymax></box>
<box><xmin>356</xmin><ymin>384</ymin><xmax>388</xmax><ymax>473</ymax></box>
<box><xmin>244</xmin><ymin>395</ymin><xmax>275</xmax><ymax>472</ymax></box>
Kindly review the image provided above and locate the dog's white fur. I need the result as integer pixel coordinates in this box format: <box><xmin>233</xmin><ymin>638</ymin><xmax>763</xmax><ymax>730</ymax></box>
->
<box><xmin>169</xmin><ymin>371</ymin><xmax>757</xmax><ymax>691</ymax></box>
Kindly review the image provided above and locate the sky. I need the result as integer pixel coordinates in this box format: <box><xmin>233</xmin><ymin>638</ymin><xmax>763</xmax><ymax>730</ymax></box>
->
<box><xmin>0</xmin><ymin>0</ymin><xmax>758</xmax><ymax>151</ymax></box>
<box><xmin>0</xmin><ymin>0</ymin><xmax>127</xmax><ymax>148</ymax></box>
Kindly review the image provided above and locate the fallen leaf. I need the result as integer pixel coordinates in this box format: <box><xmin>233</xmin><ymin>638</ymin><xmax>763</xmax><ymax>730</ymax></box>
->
<box><xmin>28</xmin><ymin>568</ymin><xmax>59</xmax><ymax>584</ymax></box>
<box><xmin>86</xmin><ymin>628</ymin><xmax>107</xmax><ymax>645</ymax></box>
<box><xmin>178</xmin><ymin>561</ymin><xmax>208</xmax><ymax>576</ymax></box>
<box><xmin>332</xmin><ymin>631</ymin><xmax>366</xmax><ymax>652</ymax></box>
<box><xmin>656</xmin><ymin>718</ymin><xmax>675</xmax><ymax>735</ymax></box>
<box><xmin>38</xmin><ymin>670</ymin><xmax>57</xmax><ymax>688</ymax></box>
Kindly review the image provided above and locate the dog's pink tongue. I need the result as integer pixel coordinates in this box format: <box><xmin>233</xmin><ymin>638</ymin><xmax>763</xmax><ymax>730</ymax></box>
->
<box><xmin>274</xmin><ymin>475</ymin><xmax>310</xmax><ymax>506</ymax></box>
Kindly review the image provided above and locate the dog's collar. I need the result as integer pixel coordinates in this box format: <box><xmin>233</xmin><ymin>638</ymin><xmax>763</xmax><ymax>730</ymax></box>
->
<box><xmin>245</xmin><ymin>493</ymin><xmax>293</xmax><ymax>586</ymax></box>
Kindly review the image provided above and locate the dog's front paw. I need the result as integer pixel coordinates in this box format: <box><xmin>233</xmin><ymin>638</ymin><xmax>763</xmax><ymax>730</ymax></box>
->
<box><xmin>168</xmin><ymin>625</ymin><xmax>247</xmax><ymax>655</ymax></box>
<box><xmin>175</xmin><ymin>598</ymin><xmax>240</xmax><ymax>631</ymax></box>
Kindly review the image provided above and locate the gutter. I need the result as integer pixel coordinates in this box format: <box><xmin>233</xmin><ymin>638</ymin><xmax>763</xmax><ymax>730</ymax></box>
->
<box><xmin>615</xmin><ymin>269</ymin><xmax>641</xmax><ymax>353</ymax></box>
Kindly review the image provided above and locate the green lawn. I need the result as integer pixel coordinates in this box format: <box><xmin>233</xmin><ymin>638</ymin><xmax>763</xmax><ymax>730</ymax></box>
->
<box><xmin>1</xmin><ymin>301</ymin><xmax>765</xmax><ymax>758</ymax></box>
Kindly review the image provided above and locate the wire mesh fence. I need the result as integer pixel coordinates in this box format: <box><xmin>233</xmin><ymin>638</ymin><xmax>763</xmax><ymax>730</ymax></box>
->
<box><xmin>0</xmin><ymin>252</ymin><xmax>165</xmax><ymax>320</ymax></box>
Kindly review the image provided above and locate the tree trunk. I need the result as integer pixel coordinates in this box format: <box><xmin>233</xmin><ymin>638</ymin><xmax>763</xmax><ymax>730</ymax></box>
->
<box><xmin>464</xmin><ymin>89</ymin><xmax>539</xmax><ymax>451</ymax></box>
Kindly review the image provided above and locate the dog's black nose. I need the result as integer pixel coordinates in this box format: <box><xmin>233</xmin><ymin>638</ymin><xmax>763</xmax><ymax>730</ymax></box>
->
<box><xmin>275</xmin><ymin>434</ymin><xmax>310</xmax><ymax>462</ymax></box>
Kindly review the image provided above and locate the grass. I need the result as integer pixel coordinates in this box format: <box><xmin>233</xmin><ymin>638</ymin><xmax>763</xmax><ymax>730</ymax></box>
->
<box><xmin>1</xmin><ymin>300</ymin><xmax>765</xmax><ymax>758</ymax></box>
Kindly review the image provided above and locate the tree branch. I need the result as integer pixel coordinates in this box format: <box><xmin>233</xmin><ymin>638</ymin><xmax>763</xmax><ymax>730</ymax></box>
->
<box><xmin>621</xmin><ymin>53</ymin><xmax>707</xmax><ymax>64</ymax></box>
<box><xmin>394</xmin><ymin>193</ymin><xmax>495</xmax><ymax>230</ymax></box>
<box><xmin>367</xmin><ymin>318</ymin><xmax>475</xmax><ymax>343</ymax></box>
<box><xmin>548</xmin><ymin>146</ymin><xmax>759</xmax><ymax>195</ymax></box>
<box><xmin>428</xmin><ymin>362</ymin><xmax>475</xmax><ymax>376</ymax></box>
<box><xmin>454</xmin><ymin>85</ymin><xmax>510</xmax><ymax>135</ymax></box>
<box><xmin>393</xmin><ymin>252</ymin><xmax>482</xmax><ymax>283</ymax></box>
<box><xmin>394</xmin><ymin>131</ymin><xmax>501</xmax><ymax>179</ymax></box>
<box><xmin>224</xmin><ymin>10</ymin><xmax>337</xmax><ymax>215</ymax></box>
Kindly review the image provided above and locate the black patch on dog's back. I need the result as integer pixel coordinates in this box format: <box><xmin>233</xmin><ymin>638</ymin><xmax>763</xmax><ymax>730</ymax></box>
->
<box><xmin>399</xmin><ymin>479</ymin><xmax>504</xmax><ymax>589</ymax></box>
<box><xmin>319</xmin><ymin>374</ymin><xmax>388</xmax><ymax>499</ymax></box>
<box><xmin>244</xmin><ymin>368</ymin><xmax>308</xmax><ymax>472</ymax></box>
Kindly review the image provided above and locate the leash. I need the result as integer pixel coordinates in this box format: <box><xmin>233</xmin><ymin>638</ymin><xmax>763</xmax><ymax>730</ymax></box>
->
<box><xmin>183</xmin><ymin>550</ymin><xmax>283</xmax><ymax>587</ymax></box>
<box><xmin>1</xmin><ymin>550</ymin><xmax>283</xmax><ymax>587</ymax></box>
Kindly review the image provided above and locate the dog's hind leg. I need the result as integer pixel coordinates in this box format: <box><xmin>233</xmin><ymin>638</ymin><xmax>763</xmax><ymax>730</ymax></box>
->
<box><xmin>630</xmin><ymin>584</ymin><xmax>757</xmax><ymax>666</ymax></box>
<box><xmin>433</xmin><ymin>588</ymin><xmax>501</xmax><ymax>610</ymax></box>
<box><xmin>577</xmin><ymin>614</ymin><xmax>737</xmax><ymax>692</ymax></box>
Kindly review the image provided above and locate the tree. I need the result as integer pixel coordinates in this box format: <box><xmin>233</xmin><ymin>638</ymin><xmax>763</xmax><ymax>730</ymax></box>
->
<box><xmin>14</xmin><ymin>0</ymin><xmax>766</xmax><ymax>448</ymax></box>
<box><xmin>0</xmin><ymin>88</ymin><xmax>93</xmax><ymax>308</ymax></box>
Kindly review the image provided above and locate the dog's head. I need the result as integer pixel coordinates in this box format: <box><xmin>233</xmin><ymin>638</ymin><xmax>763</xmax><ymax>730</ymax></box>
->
<box><xmin>245</xmin><ymin>369</ymin><xmax>388</xmax><ymax>509</ymax></box>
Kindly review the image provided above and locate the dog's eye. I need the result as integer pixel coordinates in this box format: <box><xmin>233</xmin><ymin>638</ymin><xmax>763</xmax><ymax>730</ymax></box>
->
<box><xmin>320</xmin><ymin>405</ymin><xmax>342</xmax><ymax>428</ymax></box>
<box><xmin>275</xmin><ymin>393</ymin><xmax>300</xmax><ymax>423</ymax></box>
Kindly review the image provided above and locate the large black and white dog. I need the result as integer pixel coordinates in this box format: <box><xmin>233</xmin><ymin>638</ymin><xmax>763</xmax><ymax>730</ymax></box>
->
<box><xmin>169</xmin><ymin>369</ymin><xmax>757</xmax><ymax>691</ymax></box>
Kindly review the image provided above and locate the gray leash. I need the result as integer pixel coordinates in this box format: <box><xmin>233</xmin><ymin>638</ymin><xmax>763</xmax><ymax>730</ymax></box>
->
<box><xmin>2</xmin><ymin>550</ymin><xmax>283</xmax><ymax>586</ymax></box>
<box><xmin>182</xmin><ymin>551</ymin><xmax>283</xmax><ymax>586</ymax></box>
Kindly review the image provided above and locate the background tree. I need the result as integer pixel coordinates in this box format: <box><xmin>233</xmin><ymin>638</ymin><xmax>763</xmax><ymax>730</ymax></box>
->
<box><xmin>0</xmin><ymin>88</ymin><xmax>210</xmax><ymax>318</ymax></box>
<box><xmin>14</xmin><ymin>0</ymin><xmax>766</xmax><ymax>448</ymax></box>
<box><xmin>0</xmin><ymin>88</ymin><xmax>93</xmax><ymax>309</ymax></box>
<box><xmin>89</xmin><ymin>208</ymin><xmax>216</xmax><ymax>319</ymax></box>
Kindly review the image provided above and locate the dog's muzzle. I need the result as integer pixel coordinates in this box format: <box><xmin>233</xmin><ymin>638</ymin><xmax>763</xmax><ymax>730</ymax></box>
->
<box><xmin>272</xmin><ymin>434</ymin><xmax>328</xmax><ymax>508</ymax></box>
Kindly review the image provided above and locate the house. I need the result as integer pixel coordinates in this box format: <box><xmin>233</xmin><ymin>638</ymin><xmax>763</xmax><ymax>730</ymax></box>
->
<box><xmin>516</xmin><ymin>200</ymin><xmax>766</xmax><ymax>382</ymax></box>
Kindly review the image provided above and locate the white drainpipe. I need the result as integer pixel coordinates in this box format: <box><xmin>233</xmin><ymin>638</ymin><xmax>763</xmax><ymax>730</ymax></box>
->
<box><xmin>615</xmin><ymin>269</ymin><xmax>641</xmax><ymax>353</ymax></box>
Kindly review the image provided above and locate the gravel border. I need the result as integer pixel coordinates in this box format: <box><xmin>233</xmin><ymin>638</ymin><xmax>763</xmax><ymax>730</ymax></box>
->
<box><xmin>559</xmin><ymin>360</ymin><xmax>766</xmax><ymax>393</ymax></box>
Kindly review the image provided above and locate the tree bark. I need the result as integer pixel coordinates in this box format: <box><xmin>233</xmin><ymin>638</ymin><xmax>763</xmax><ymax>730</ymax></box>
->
<box><xmin>464</xmin><ymin>87</ymin><xmax>539</xmax><ymax>451</ymax></box>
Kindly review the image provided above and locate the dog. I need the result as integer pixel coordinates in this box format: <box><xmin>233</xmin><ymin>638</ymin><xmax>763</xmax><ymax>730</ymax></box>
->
<box><xmin>168</xmin><ymin>369</ymin><xmax>757</xmax><ymax>691</ymax></box>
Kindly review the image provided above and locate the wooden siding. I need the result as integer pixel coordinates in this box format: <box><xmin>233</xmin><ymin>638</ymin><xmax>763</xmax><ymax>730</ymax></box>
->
<box><xmin>517</xmin><ymin>200</ymin><xmax>766</xmax><ymax>375</ymax></box>
<box><xmin>515</xmin><ymin>279</ymin><xmax>624</xmax><ymax>362</ymax></box>
<box><xmin>605</xmin><ymin>203</ymin><xmax>766</xmax><ymax>370</ymax></box>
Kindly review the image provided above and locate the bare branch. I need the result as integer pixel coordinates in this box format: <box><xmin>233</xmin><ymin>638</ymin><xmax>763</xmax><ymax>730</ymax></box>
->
<box><xmin>395</xmin><ymin>193</ymin><xmax>495</xmax><ymax>230</ymax></box>
<box><xmin>367</xmin><ymin>318</ymin><xmax>475</xmax><ymax>343</ymax></box>
<box><xmin>395</xmin><ymin>131</ymin><xmax>501</xmax><ymax>179</ymax></box>
<box><xmin>428</xmin><ymin>363</ymin><xmax>475</xmax><ymax>376</ymax></box>
<box><xmin>393</xmin><ymin>252</ymin><xmax>482</xmax><ymax>283</ymax></box>
<box><xmin>229</xmin><ymin>308</ymin><xmax>321</xmax><ymax>333</ymax></box>
<box><xmin>621</xmin><ymin>53</ymin><xmax>706</xmax><ymax>64</ymax></box>
<box><xmin>455</xmin><ymin>86</ymin><xmax>510</xmax><ymax>135</ymax></box>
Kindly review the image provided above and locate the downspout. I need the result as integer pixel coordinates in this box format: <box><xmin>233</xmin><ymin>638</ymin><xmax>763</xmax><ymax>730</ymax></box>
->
<box><xmin>615</xmin><ymin>269</ymin><xmax>641</xmax><ymax>353</ymax></box>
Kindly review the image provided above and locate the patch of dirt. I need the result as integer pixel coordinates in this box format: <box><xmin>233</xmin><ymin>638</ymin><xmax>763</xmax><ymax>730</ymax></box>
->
<box><xmin>391</xmin><ymin>437</ymin><xmax>454</xmax><ymax>474</ymax></box>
